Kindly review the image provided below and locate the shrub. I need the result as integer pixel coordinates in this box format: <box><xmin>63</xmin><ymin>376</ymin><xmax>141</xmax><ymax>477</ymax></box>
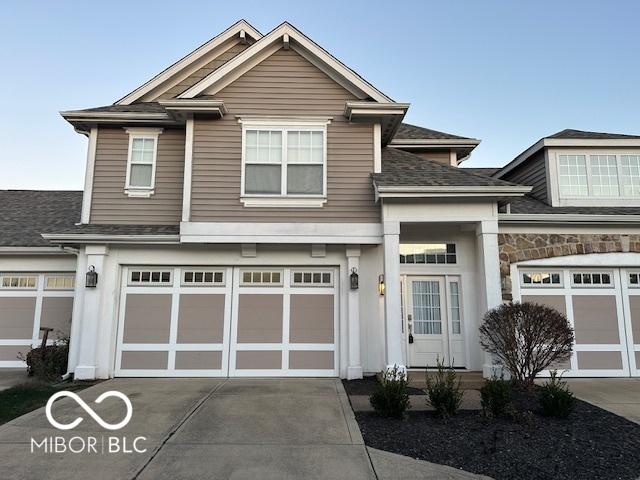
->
<box><xmin>480</xmin><ymin>376</ymin><xmax>512</xmax><ymax>417</ymax></box>
<box><xmin>479</xmin><ymin>302</ymin><xmax>574</xmax><ymax>386</ymax></box>
<box><xmin>18</xmin><ymin>337</ymin><xmax>69</xmax><ymax>382</ymax></box>
<box><xmin>369</xmin><ymin>365</ymin><xmax>410</xmax><ymax>418</ymax></box>
<box><xmin>425</xmin><ymin>359</ymin><xmax>463</xmax><ymax>417</ymax></box>
<box><xmin>540</xmin><ymin>370</ymin><xmax>576</xmax><ymax>418</ymax></box>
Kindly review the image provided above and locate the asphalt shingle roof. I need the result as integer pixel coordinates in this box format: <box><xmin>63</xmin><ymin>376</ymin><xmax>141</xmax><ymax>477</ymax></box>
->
<box><xmin>0</xmin><ymin>191</ymin><xmax>82</xmax><ymax>247</ymax></box>
<box><xmin>65</xmin><ymin>103</ymin><xmax>167</xmax><ymax>114</ymax></box>
<box><xmin>547</xmin><ymin>129</ymin><xmax>640</xmax><ymax>140</ymax></box>
<box><xmin>50</xmin><ymin>224</ymin><xmax>180</xmax><ymax>236</ymax></box>
<box><xmin>507</xmin><ymin>195</ymin><xmax>640</xmax><ymax>216</ymax></box>
<box><xmin>374</xmin><ymin>148</ymin><xmax>520</xmax><ymax>188</ymax></box>
<box><xmin>393</xmin><ymin>123</ymin><xmax>474</xmax><ymax>141</ymax></box>
<box><xmin>462</xmin><ymin>167</ymin><xmax>501</xmax><ymax>177</ymax></box>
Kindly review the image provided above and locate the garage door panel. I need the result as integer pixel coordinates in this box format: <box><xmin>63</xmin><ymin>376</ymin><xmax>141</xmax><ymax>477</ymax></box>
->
<box><xmin>39</xmin><ymin>297</ymin><xmax>73</xmax><ymax>338</ymax></box>
<box><xmin>0</xmin><ymin>298</ymin><xmax>36</xmax><ymax>339</ymax></box>
<box><xmin>177</xmin><ymin>294</ymin><xmax>225</xmax><ymax>343</ymax></box>
<box><xmin>123</xmin><ymin>294</ymin><xmax>172</xmax><ymax>343</ymax></box>
<box><xmin>0</xmin><ymin>345</ymin><xmax>31</xmax><ymax>361</ymax></box>
<box><xmin>175</xmin><ymin>351</ymin><xmax>222</xmax><ymax>370</ymax></box>
<box><xmin>289</xmin><ymin>294</ymin><xmax>334</xmax><ymax>344</ymax></box>
<box><xmin>121</xmin><ymin>351</ymin><xmax>169</xmax><ymax>370</ymax></box>
<box><xmin>521</xmin><ymin>295</ymin><xmax>566</xmax><ymax>314</ymax></box>
<box><xmin>572</xmin><ymin>296</ymin><xmax>620</xmax><ymax>344</ymax></box>
<box><xmin>236</xmin><ymin>294</ymin><xmax>283</xmax><ymax>343</ymax></box>
<box><xmin>629</xmin><ymin>297</ymin><xmax>640</xmax><ymax>344</ymax></box>
<box><xmin>577</xmin><ymin>351</ymin><xmax>623</xmax><ymax>370</ymax></box>
<box><xmin>236</xmin><ymin>350</ymin><xmax>282</xmax><ymax>370</ymax></box>
<box><xmin>289</xmin><ymin>350</ymin><xmax>334</xmax><ymax>370</ymax></box>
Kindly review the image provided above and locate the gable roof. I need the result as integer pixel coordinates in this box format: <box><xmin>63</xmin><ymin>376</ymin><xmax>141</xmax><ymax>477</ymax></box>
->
<box><xmin>495</xmin><ymin>128</ymin><xmax>640</xmax><ymax>179</ymax></box>
<box><xmin>178</xmin><ymin>22</ymin><xmax>394</xmax><ymax>103</ymax></box>
<box><xmin>373</xmin><ymin>148</ymin><xmax>530</xmax><ymax>198</ymax></box>
<box><xmin>115</xmin><ymin>20</ymin><xmax>262</xmax><ymax>105</ymax></box>
<box><xmin>0</xmin><ymin>191</ymin><xmax>82</xmax><ymax>247</ymax></box>
<box><xmin>462</xmin><ymin>167</ymin><xmax>501</xmax><ymax>177</ymax></box>
<box><xmin>547</xmin><ymin>129</ymin><xmax>640</xmax><ymax>140</ymax></box>
<box><xmin>393</xmin><ymin>123</ymin><xmax>475</xmax><ymax>141</ymax></box>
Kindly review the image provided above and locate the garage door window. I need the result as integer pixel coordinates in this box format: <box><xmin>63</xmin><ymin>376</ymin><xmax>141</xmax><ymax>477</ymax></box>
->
<box><xmin>240</xmin><ymin>270</ymin><xmax>283</xmax><ymax>286</ymax></box>
<box><xmin>520</xmin><ymin>271</ymin><xmax>562</xmax><ymax>287</ymax></box>
<box><xmin>44</xmin><ymin>276</ymin><xmax>75</xmax><ymax>290</ymax></box>
<box><xmin>182</xmin><ymin>270</ymin><xmax>224</xmax><ymax>286</ymax></box>
<box><xmin>629</xmin><ymin>273</ymin><xmax>640</xmax><ymax>287</ymax></box>
<box><xmin>571</xmin><ymin>272</ymin><xmax>613</xmax><ymax>287</ymax></box>
<box><xmin>129</xmin><ymin>270</ymin><xmax>172</xmax><ymax>285</ymax></box>
<box><xmin>0</xmin><ymin>275</ymin><xmax>37</xmax><ymax>289</ymax></box>
<box><xmin>292</xmin><ymin>270</ymin><xmax>332</xmax><ymax>286</ymax></box>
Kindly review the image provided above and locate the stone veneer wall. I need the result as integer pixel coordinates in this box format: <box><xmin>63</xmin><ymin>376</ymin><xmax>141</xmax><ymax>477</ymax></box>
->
<box><xmin>498</xmin><ymin>233</ymin><xmax>640</xmax><ymax>300</ymax></box>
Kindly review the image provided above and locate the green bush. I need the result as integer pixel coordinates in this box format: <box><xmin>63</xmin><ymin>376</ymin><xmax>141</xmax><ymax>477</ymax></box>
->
<box><xmin>425</xmin><ymin>359</ymin><xmax>463</xmax><ymax>417</ymax></box>
<box><xmin>18</xmin><ymin>338</ymin><xmax>69</xmax><ymax>382</ymax></box>
<box><xmin>369</xmin><ymin>365</ymin><xmax>410</xmax><ymax>418</ymax></box>
<box><xmin>540</xmin><ymin>370</ymin><xmax>576</xmax><ymax>418</ymax></box>
<box><xmin>480</xmin><ymin>376</ymin><xmax>512</xmax><ymax>417</ymax></box>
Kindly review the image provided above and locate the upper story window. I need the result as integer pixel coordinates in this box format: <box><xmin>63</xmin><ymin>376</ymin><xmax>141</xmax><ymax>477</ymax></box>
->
<box><xmin>240</xmin><ymin>120</ymin><xmax>329</xmax><ymax>207</ymax></box>
<box><xmin>124</xmin><ymin>128</ymin><xmax>163</xmax><ymax>197</ymax></box>
<box><xmin>557</xmin><ymin>152</ymin><xmax>640</xmax><ymax>203</ymax></box>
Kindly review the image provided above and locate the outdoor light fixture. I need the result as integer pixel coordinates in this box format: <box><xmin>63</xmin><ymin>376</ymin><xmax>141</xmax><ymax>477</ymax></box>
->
<box><xmin>86</xmin><ymin>265</ymin><xmax>98</xmax><ymax>288</ymax></box>
<box><xmin>378</xmin><ymin>274</ymin><xmax>385</xmax><ymax>296</ymax></box>
<box><xmin>350</xmin><ymin>267</ymin><xmax>359</xmax><ymax>290</ymax></box>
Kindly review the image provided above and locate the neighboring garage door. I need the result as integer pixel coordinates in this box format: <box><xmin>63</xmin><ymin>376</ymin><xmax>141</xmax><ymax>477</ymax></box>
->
<box><xmin>516</xmin><ymin>268</ymin><xmax>640</xmax><ymax>377</ymax></box>
<box><xmin>115</xmin><ymin>266</ymin><xmax>338</xmax><ymax>377</ymax></box>
<box><xmin>0</xmin><ymin>273</ymin><xmax>75</xmax><ymax>367</ymax></box>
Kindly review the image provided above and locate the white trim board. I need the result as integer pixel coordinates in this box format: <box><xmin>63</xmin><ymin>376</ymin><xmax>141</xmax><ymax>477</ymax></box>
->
<box><xmin>80</xmin><ymin>128</ymin><xmax>98</xmax><ymax>224</ymax></box>
<box><xmin>115</xmin><ymin>20</ymin><xmax>262</xmax><ymax>105</ymax></box>
<box><xmin>178</xmin><ymin>22</ymin><xmax>393</xmax><ymax>103</ymax></box>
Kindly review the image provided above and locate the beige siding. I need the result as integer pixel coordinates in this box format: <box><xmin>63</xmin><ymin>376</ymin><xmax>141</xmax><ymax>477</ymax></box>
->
<box><xmin>90</xmin><ymin>127</ymin><xmax>184</xmax><ymax>224</ymax></box>
<box><xmin>158</xmin><ymin>41</ymin><xmax>251</xmax><ymax>100</ymax></box>
<box><xmin>190</xmin><ymin>48</ymin><xmax>378</xmax><ymax>222</ymax></box>
<box><xmin>503</xmin><ymin>149</ymin><xmax>547</xmax><ymax>201</ymax></box>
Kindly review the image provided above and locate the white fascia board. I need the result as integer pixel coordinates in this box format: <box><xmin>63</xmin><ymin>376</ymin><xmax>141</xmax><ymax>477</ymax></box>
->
<box><xmin>179</xmin><ymin>23</ymin><xmax>394</xmax><ymax>103</ymax></box>
<box><xmin>389</xmin><ymin>139</ymin><xmax>481</xmax><ymax>147</ymax></box>
<box><xmin>499</xmin><ymin>213</ymin><xmax>640</xmax><ymax>224</ymax></box>
<box><xmin>180</xmin><ymin>222</ymin><xmax>383</xmax><ymax>244</ymax></box>
<box><xmin>0</xmin><ymin>247</ymin><xmax>73</xmax><ymax>255</ymax></box>
<box><xmin>115</xmin><ymin>20</ymin><xmax>262</xmax><ymax>105</ymax></box>
<box><xmin>41</xmin><ymin>234</ymin><xmax>181</xmax><ymax>244</ymax></box>
<box><xmin>344</xmin><ymin>102</ymin><xmax>410</xmax><ymax>118</ymax></box>
<box><xmin>375</xmin><ymin>185</ymin><xmax>532</xmax><ymax>198</ymax></box>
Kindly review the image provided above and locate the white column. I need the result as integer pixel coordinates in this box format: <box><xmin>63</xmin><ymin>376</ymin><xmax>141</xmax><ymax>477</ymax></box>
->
<box><xmin>383</xmin><ymin>220</ymin><xmax>405</xmax><ymax>370</ymax></box>
<box><xmin>74</xmin><ymin>245</ymin><xmax>109</xmax><ymax>380</ymax></box>
<box><xmin>67</xmin><ymin>248</ymin><xmax>88</xmax><ymax>373</ymax></box>
<box><xmin>346</xmin><ymin>247</ymin><xmax>363</xmax><ymax>379</ymax></box>
<box><xmin>476</xmin><ymin>220</ymin><xmax>502</xmax><ymax>378</ymax></box>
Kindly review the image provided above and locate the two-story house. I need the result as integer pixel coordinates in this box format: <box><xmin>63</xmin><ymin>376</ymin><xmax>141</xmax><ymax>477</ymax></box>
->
<box><xmin>1</xmin><ymin>20</ymin><xmax>639</xmax><ymax>380</ymax></box>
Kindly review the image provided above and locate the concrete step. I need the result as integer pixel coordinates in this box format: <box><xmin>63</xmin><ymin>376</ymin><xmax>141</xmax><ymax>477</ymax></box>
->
<box><xmin>406</xmin><ymin>370</ymin><xmax>485</xmax><ymax>390</ymax></box>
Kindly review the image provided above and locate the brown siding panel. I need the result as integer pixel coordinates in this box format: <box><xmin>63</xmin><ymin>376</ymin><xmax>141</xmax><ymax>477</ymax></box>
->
<box><xmin>90</xmin><ymin>128</ymin><xmax>184</xmax><ymax>224</ymax></box>
<box><xmin>502</xmin><ymin>149</ymin><xmax>547</xmax><ymax>201</ymax></box>
<box><xmin>190</xmin><ymin>48</ymin><xmax>378</xmax><ymax>222</ymax></box>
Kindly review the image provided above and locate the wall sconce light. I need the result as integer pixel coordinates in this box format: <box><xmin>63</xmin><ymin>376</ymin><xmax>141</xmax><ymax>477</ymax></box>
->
<box><xmin>378</xmin><ymin>274</ymin><xmax>385</xmax><ymax>296</ymax></box>
<box><xmin>86</xmin><ymin>265</ymin><xmax>98</xmax><ymax>288</ymax></box>
<box><xmin>350</xmin><ymin>267</ymin><xmax>359</xmax><ymax>290</ymax></box>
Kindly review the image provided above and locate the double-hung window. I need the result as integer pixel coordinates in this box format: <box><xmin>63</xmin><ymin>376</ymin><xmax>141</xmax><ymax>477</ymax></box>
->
<box><xmin>241</xmin><ymin>121</ymin><xmax>328</xmax><ymax>207</ymax></box>
<box><xmin>124</xmin><ymin>128</ymin><xmax>162</xmax><ymax>197</ymax></box>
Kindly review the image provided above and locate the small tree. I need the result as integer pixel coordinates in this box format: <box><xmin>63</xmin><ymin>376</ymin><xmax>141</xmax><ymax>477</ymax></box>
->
<box><xmin>479</xmin><ymin>302</ymin><xmax>574</xmax><ymax>386</ymax></box>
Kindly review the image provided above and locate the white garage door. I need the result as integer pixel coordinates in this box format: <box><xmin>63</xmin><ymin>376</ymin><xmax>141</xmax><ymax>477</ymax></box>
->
<box><xmin>115</xmin><ymin>266</ymin><xmax>338</xmax><ymax>377</ymax></box>
<box><xmin>516</xmin><ymin>268</ymin><xmax>640</xmax><ymax>377</ymax></box>
<box><xmin>0</xmin><ymin>273</ymin><xmax>75</xmax><ymax>367</ymax></box>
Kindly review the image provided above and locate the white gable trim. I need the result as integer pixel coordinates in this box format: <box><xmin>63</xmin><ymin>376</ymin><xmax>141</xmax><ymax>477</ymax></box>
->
<box><xmin>115</xmin><ymin>20</ymin><xmax>262</xmax><ymax>105</ymax></box>
<box><xmin>178</xmin><ymin>23</ymin><xmax>393</xmax><ymax>103</ymax></box>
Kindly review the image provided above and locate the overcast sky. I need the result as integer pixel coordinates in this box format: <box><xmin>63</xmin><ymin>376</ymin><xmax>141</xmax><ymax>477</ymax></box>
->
<box><xmin>1</xmin><ymin>0</ymin><xmax>639</xmax><ymax>189</ymax></box>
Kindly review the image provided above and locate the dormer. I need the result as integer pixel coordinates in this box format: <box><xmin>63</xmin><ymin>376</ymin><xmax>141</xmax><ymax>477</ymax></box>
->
<box><xmin>494</xmin><ymin>129</ymin><xmax>640</xmax><ymax>207</ymax></box>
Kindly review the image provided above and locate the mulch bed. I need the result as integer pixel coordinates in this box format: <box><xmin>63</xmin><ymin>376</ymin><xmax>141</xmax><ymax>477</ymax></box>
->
<box><xmin>353</xmin><ymin>388</ymin><xmax>640</xmax><ymax>480</ymax></box>
<box><xmin>342</xmin><ymin>376</ymin><xmax>426</xmax><ymax>395</ymax></box>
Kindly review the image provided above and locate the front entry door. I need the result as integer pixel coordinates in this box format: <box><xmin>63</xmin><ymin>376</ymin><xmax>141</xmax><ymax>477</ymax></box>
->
<box><xmin>405</xmin><ymin>276</ymin><xmax>465</xmax><ymax>368</ymax></box>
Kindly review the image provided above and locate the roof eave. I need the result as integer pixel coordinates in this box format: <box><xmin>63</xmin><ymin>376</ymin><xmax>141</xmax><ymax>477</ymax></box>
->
<box><xmin>375</xmin><ymin>185</ymin><xmax>532</xmax><ymax>199</ymax></box>
<box><xmin>499</xmin><ymin>213</ymin><xmax>640</xmax><ymax>224</ymax></box>
<box><xmin>42</xmin><ymin>234</ymin><xmax>181</xmax><ymax>245</ymax></box>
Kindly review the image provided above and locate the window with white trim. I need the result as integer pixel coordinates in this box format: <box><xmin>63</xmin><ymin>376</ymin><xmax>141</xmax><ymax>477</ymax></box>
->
<box><xmin>571</xmin><ymin>271</ymin><xmax>613</xmax><ymax>287</ymax></box>
<box><xmin>292</xmin><ymin>270</ymin><xmax>333</xmax><ymax>286</ymax></box>
<box><xmin>400</xmin><ymin>243</ymin><xmax>456</xmax><ymax>264</ymax></box>
<box><xmin>240</xmin><ymin>270</ymin><xmax>283</xmax><ymax>286</ymax></box>
<box><xmin>241</xmin><ymin>122</ymin><xmax>327</xmax><ymax>206</ymax></box>
<box><xmin>621</xmin><ymin>155</ymin><xmax>640</xmax><ymax>196</ymax></box>
<box><xmin>590</xmin><ymin>155</ymin><xmax>619</xmax><ymax>196</ymax></box>
<box><xmin>521</xmin><ymin>271</ymin><xmax>562</xmax><ymax>287</ymax></box>
<box><xmin>125</xmin><ymin>128</ymin><xmax>162</xmax><ymax>196</ymax></box>
<box><xmin>559</xmin><ymin>155</ymin><xmax>588</xmax><ymax>196</ymax></box>
<box><xmin>128</xmin><ymin>269</ymin><xmax>172</xmax><ymax>286</ymax></box>
<box><xmin>45</xmin><ymin>276</ymin><xmax>75</xmax><ymax>290</ymax></box>
<box><xmin>0</xmin><ymin>275</ymin><xmax>37</xmax><ymax>289</ymax></box>
<box><xmin>182</xmin><ymin>270</ymin><xmax>224</xmax><ymax>286</ymax></box>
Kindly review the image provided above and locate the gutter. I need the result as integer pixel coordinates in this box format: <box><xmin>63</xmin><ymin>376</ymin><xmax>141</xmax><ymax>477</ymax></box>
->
<box><xmin>41</xmin><ymin>234</ymin><xmax>181</xmax><ymax>245</ymax></box>
<box><xmin>375</xmin><ymin>184</ymin><xmax>532</xmax><ymax>199</ymax></box>
<box><xmin>0</xmin><ymin>246</ymin><xmax>75</xmax><ymax>255</ymax></box>
<box><xmin>499</xmin><ymin>213</ymin><xmax>640</xmax><ymax>224</ymax></box>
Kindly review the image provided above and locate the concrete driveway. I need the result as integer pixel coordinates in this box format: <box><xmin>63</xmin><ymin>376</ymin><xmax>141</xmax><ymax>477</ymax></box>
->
<box><xmin>566</xmin><ymin>378</ymin><xmax>640</xmax><ymax>424</ymax></box>
<box><xmin>0</xmin><ymin>377</ymin><xmax>485</xmax><ymax>480</ymax></box>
